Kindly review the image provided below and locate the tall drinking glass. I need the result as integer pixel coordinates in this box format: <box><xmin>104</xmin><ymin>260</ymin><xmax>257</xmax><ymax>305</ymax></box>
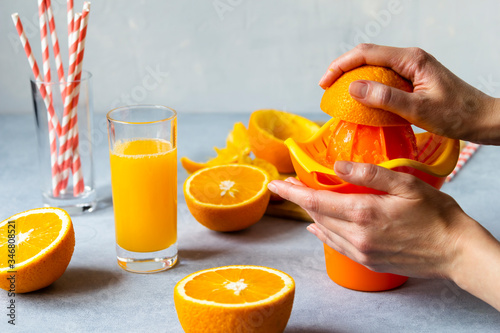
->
<box><xmin>106</xmin><ymin>105</ymin><xmax>177</xmax><ymax>273</ymax></box>
<box><xmin>31</xmin><ymin>71</ymin><xmax>96</xmax><ymax>215</ymax></box>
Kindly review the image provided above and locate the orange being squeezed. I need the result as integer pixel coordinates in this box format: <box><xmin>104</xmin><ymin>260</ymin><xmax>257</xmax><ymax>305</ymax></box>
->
<box><xmin>110</xmin><ymin>138</ymin><xmax>177</xmax><ymax>253</ymax></box>
<box><xmin>318</xmin><ymin>65</ymin><xmax>418</xmax><ymax>170</ymax></box>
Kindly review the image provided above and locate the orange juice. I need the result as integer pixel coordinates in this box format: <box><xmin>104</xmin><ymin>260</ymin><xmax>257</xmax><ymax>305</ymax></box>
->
<box><xmin>110</xmin><ymin>138</ymin><xmax>177</xmax><ymax>252</ymax></box>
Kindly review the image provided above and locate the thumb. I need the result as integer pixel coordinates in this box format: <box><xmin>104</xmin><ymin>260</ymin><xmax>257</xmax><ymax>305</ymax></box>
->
<box><xmin>349</xmin><ymin>80</ymin><xmax>415</xmax><ymax>120</ymax></box>
<box><xmin>334</xmin><ymin>160</ymin><xmax>424</xmax><ymax>197</ymax></box>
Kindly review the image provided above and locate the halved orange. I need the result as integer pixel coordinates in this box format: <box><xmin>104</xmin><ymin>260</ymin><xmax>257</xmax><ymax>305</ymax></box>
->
<box><xmin>248</xmin><ymin>110</ymin><xmax>320</xmax><ymax>173</ymax></box>
<box><xmin>174</xmin><ymin>265</ymin><xmax>295</xmax><ymax>333</ymax></box>
<box><xmin>184</xmin><ymin>164</ymin><xmax>271</xmax><ymax>232</ymax></box>
<box><xmin>0</xmin><ymin>207</ymin><xmax>75</xmax><ymax>293</ymax></box>
<box><xmin>181</xmin><ymin>122</ymin><xmax>251</xmax><ymax>174</ymax></box>
<box><xmin>320</xmin><ymin>65</ymin><xmax>413</xmax><ymax>126</ymax></box>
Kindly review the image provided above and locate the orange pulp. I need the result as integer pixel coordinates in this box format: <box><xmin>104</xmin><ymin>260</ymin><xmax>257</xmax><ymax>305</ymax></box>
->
<box><xmin>323</xmin><ymin>119</ymin><xmax>417</xmax><ymax>167</ymax></box>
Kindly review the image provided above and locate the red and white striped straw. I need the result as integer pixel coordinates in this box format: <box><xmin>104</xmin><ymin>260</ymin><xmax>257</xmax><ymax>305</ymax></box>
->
<box><xmin>11</xmin><ymin>13</ymin><xmax>62</xmax><ymax>196</ymax></box>
<box><xmin>37</xmin><ymin>0</ymin><xmax>61</xmax><ymax>196</ymax></box>
<box><xmin>67</xmin><ymin>0</ymin><xmax>74</xmax><ymax>48</ymax></box>
<box><xmin>446</xmin><ymin>142</ymin><xmax>480</xmax><ymax>182</ymax></box>
<box><xmin>11</xmin><ymin>14</ymin><xmax>62</xmax><ymax>137</ymax></box>
<box><xmin>70</xmin><ymin>2</ymin><xmax>91</xmax><ymax>195</ymax></box>
<box><xmin>47</xmin><ymin>114</ymin><xmax>61</xmax><ymax>196</ymax></box>
<box><xmin>38</xmin><ymin>0</ymin><xmax>52</xmax><ymax>103</ymax></box>
<box><xmin>44</xmin><ymin>0</ymin><xmax>66</xmax><ymax>98</ymax></box>
<box><xmin>57</xmin><ymin>13</ymin><xmax>82</xmax><ymax>191</ymax></box>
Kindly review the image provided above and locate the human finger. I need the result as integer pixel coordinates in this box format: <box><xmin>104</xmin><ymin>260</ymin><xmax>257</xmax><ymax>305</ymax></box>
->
<box><xmin>284</xmin><ymin>177</ymin><xmax>307</xmax><ymax>187</ymax></box>
<box><xmin>349</xmin><ymin>80</ymin><xmax>419</xmax><ymax>122</ymax></box>
<box><xmin>319</xmin><ymin>44</ymin><xmax>412</xmax><ymax>89</ymax></box>
<box><xmin>267</xmin><ymin>180</ymin><xmax>362</xmax><ymax>221</ymax></box>
<box><xmin>307</xmin><ymin>223</ymin><xmax>360</xmax><ymax>260</ymax></box>
<box><xmin>334</xmin><ymin>161</ymin><xmax>428</xmax><ymax>198</ymax></box>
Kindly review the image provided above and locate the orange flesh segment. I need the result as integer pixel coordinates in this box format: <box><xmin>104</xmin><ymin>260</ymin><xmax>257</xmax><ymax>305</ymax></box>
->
<box><xmin>322</xmin><ymin>120</ymin><xmax>417</xmax><ymax>168</ymax></box>
<box><xmin>188</xmin><ymin>167</ymin><xmax>267</xmax><ymax>205</ymax></box>
<box><xmin>183</xmin><ymin>268</ymin><xmax>285</xmax><ymax>304</ymax></box>
<box><xmin>0</xmin><ymin>212</ymin><xmax>62</xmax><ymax>265</ymax></box>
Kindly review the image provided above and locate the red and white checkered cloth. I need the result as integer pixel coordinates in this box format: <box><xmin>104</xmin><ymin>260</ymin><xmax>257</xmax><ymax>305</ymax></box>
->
<box><xmin>446</xmin><ymin>141</ymin><xmax>480</xmax><ymax>182</ymax></box>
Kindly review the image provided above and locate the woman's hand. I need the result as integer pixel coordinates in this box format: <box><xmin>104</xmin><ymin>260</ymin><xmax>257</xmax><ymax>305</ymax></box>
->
<box><xmin>268</xmin><ymin>161</ymin><xmax>479</xmax><ymax>280</ymax></box>
<box><xmin>268</xmin><ymin>161</ymin><xmax>500</xmax><ymax>310</ymax></box>
<box><xmin>319</xmin><ymin>44</ymin><xmax>500</xmax><ymax>144</ymax></box>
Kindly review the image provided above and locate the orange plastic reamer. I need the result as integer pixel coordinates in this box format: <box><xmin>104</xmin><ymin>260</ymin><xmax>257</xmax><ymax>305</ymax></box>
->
<box><xmin>285</xmin><ymin>118</ymin><xmax>460</xmax><ymax>291</ymax></box>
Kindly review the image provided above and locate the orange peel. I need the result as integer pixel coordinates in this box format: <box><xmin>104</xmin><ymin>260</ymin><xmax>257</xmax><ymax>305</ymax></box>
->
<box><xmin>320</xmin><ymin>65</ymin><xmax>413</xmax><ymax>126</ymax></box>
<box><xmin>248</xmin><ymin>109</ymin><xmax>320</xmax><ymax>173</ymax></box>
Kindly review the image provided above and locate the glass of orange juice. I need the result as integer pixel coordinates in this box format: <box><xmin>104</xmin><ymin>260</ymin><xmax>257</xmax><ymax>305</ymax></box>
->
<box><xmin>106</xmin><ymin>105</ymin><xmax>177</xmax><ymax>273</ymax></box>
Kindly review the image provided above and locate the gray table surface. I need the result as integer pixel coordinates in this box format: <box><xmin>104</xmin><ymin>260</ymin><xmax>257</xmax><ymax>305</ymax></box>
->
<box><xmin>1</xmin><ymin>113</ymin><xmax>499</xmax><ymax>333</ymax></box>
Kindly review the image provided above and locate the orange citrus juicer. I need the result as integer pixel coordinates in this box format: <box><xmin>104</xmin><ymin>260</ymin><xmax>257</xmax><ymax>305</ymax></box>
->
<box><xmin>285</xmin><ymin>117</ymin><xmax>460</xmax><ymax>193</ymax></box>
<box><xmin>285</xmin><ymin>120</ymin><xmax>459</xmax><ymax>292</ymax></box>
<box><xmin>284</xmin><ymin>65</ymin><xmax>460</xmax><ymax>292</ymax></box>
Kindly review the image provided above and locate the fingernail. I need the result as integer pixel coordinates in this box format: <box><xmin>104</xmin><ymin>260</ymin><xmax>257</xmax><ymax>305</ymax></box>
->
<box><xmin>267</xmin><ymin>182</ymin><xmax>277</xmax><ymax>193</ymax></box>
<box><xmin>349</xmin><ymin>81</ymin><xmax>368</xmax><ymax>98</ymax></box>
<box><xmin>306</xmin><ymin>224</ymin><xmax>317</xmax><ymax>235</ymax></box>
<box><xmin>335</xmin><ymin>160</ymin><xmax>353</xmax><ymax>175</ymax></box>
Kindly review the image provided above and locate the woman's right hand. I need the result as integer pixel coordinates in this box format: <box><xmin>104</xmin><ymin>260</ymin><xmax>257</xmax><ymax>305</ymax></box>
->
<box><xmin>319</xmin><ymin>44</ymin><xmax>500</xmax><ymax>145</ymax></box>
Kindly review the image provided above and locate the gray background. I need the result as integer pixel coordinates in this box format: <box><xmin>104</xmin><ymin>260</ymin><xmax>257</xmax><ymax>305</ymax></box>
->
<box><xmin>1</xmin><ymin>0</ymin><xmax>500</xmax><ymax>115</ymax></box>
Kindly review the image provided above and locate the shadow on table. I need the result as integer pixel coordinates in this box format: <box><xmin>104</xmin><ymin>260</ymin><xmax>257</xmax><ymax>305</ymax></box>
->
<box><xmin>205</xmin><ymin>216</ymin><xmax>306</xmax><ymax>244</ymax></box>
<box><xmin>397</xmin><ymin>278</ymin><xmax>500</xmax><ymax>318</ymax></box>
<box><xmin>24</xmin><ymin>267</ymin><xmax>122</xmax><ymax>296</ymax></box>
<box><xmin>178</xmin><ymin>248</ymin><xmax>229</xmax><ymax>261</ymax></box>
<box><xmin>94</xmin><ymin>184</ymin><xmax>113</xmax><ymax>211</ymax></box>
<box><xmin>286</xmin><ymin>327</ymin><xmax>342</xmax><ymax>333</ymax></box>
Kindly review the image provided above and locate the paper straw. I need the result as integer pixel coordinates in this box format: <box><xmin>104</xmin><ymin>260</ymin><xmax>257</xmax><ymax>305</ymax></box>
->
<box><xmin>67</xmin><ymin>0</ymin><xmax>74</xmax><ymax>49</ymax></box>
<box><xmin>70</xmin><ymin>2</ymin><xmax>91</xmax><ymax>195</ymax></box>
<box><xmin>47</xmin><ymin>114</ymin><xmax>61</xmax><ymax>196</ymax></box>
<box><xmin>445</xmin><ymin>142</ymin><xmax>480</xmax><ymax>182</ymax></box>
<box><xmin>11</xmin><ymin>14</ymin><xmax>62</xmax><ymax>137</ymax></box>
<box><xmin>38</xmin><ymin>0</ymin><xmax>52</xmax><ymax>103</ymax></box>
<box><xmin>11</xmin><ymin>13</ymin><xmax>61</xmax><ymax>196</ymax></box>
<box><xmin>37</xmin><ymin>0</ymin><xmax>61</xmax><ymax>196</ymax></box>
<box><xmin>57</xmin><ymin>13</ymin><xmax>82</xmax><ymax>191</ymax></box>
<box><xmin>44</xmin><ymin>0</ymin><xmax>65</xmax><ymax>99</ymax></box>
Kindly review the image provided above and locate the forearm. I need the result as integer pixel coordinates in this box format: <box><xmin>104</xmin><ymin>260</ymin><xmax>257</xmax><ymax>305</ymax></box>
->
<box><xmin>473</xmin><ymin>95</ymin><xmax>500</xmax><ymax>145</ymax></box>
<box><xmin>450</xmin><ymin>218</ymin><xmax>500</xmax><ymax>311</ymax></box>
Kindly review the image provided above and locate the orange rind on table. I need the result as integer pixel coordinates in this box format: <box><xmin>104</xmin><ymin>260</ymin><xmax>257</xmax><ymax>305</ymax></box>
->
<box><xmin>248</xmin><ymin>109</ymin><xmax>320</xmax><ymax>173</ymax></box>
<box><xmin>285</xmin><ymin>118</ymin><xmax>460</xmax><ymax>193</ymax></box>
<box><xmin>181</xmin><ymin>122</ymin><xmax>251</xmax><ymax>174</ymax></box>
